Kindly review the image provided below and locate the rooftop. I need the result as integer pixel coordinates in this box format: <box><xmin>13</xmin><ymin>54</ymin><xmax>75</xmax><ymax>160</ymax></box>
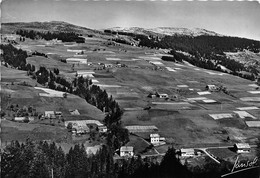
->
<box><xmin>180</xmin><ymin>148</ymin><xmax>195</xmax><ymax>153</ymax></box>
<box><xmin>150</xmin><ymin>133</ymin><xmax>160</xmax><ymax>138</ymax></box>
<box><xmin>45</xmin><ymin>111</ymin><xmax>55</xmax><ymax>114</ymax></box>
<box><xmin>120</xmin><ymin>146</ymin><xmax>133</xmax><ymax>152</ymax></box>
<box><xmin>234</xmin><ymin>143</ymin><xmax>250</xmax><ymax>149</ymax></box>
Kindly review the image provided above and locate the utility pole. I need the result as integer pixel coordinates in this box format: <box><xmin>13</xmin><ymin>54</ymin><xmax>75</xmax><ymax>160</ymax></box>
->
<box><xmin>51</xmin><ymin>168</ymin><xmax>54</xmax><ymax>178</ymax></box>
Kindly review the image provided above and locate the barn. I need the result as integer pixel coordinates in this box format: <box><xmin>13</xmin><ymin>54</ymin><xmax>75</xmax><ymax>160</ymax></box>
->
<box><xmin>120</xmin><ymin>146</ymin><xmax>134</xmax><ymax>157</ymax></box>
<box><xmin>234</xmin><ymin>143</ymin><xmax>251</xmax><ymax>153</ymax></box>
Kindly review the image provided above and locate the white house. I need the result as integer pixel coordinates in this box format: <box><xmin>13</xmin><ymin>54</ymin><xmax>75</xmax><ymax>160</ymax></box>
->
<box><xmin>104</xmin><ymin>64</ymin><xmax>113</xmax><ymax>68</ymax></box>
<box><xmin>120</xmin><ymin>146</ymin><xmax>134</xmax><ymax>157</ymax></box>
<box><xmin>67</xmin><ymin>49</ymin><xmax>86</xmax><ymax>53</ymax></box>
<box><xmin>70</xmin><ymin>109</ymin><xmax>80</xmax><ymax>115</ymax></box>
<box><xmin>45</xmin><ymin>111</ymin><xmax>56</xmax><ymax>119</ymax></box>
<box><xmin>206</xmin><ymin>85</ymin><xmax>218</xmax><ymax>91</ymax></box>
<box><xmin>66</xmin><ymin>58</ymin><xmax>88</xmax><ymax>64</ymax></box>
<box><xmin>234</xmin><ymin>143</ymin><xmax>251</xmax><ymax>153</ymax></box>
<box><xmin>28</xmin><ymin>117</ymin><xmax>35</xmax><ymax>122</ymax></box>
<box><xmin>150</xmin><ymin>134</ymin><xmax>160</xmax><ymax>144</ymax></box>
<box><xmin>147</xmin><ymin>93</ymin><xmax>157</xmax><ymax>98</ymax></box>
<box><xmin>158</xmin><ymin>93</ymin><xmax>169</xmax><ymax>99</ymax></box>
<box><xmin>98</xmin><ymin>126</ymin><xmax>108</xmax><ymax>133</ymax></box>
<box><xmin>73</xmin><ymin>125</ymin><xmax>90</xmax><ymax>134</ymax></box>
<box><xmin>86</xmin><ymin>145</ymin><xmax>102</xmax><ymax>155</ymax></box>
<box><xmin>14</xmin><ymin>117</ymin><xmax>26</xmax><ymax>121</ymax></box>
<box><xmin>180</xmin><ymin>148</ymin><xmax>195</xmax><ymax>157</ymax></box>
<box><xmin>55</xmin><ymin>111</ymin><xmax>62</xmax><ymax>116</ymax></box>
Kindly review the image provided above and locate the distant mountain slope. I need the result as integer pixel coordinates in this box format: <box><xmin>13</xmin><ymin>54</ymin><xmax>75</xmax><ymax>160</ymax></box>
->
<box><xmin>107</xmin><ymin>27</ymin><xmax>223</xmax><ymax>37</ymax></box>
<box><xmin>1</xmin><ymin>21</ymin><xmax>100</xmax><ymax>35</ymax></box>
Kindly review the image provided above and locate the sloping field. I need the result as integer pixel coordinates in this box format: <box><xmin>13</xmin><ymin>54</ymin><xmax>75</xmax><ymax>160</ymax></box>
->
<box><xmin>209</xmin><ymin>113</ymin><xmax>234</xmax><ymax>120</ymax></box>
<box><xmin>245</xmin><ymin>121</ymin><xmax>260</xmax><ymax>127</ymax></box>
<box><xmin>1</xmin><ymin>66</ymin><xmax>37</xmax><ymax>85</ymax></box>
<box><xmin>237</xmin><ymin>106</ymin><xmax>259</xmax><ymax>110</ymax></box>
<box><xmin>26</xmin><ymin>56</ymin><xmax>71</xmax><ymax>71</ymax></box>
<box><xmin>64</xmin><ymin>120</ymin><xmax>104</xmax><ymax>127</ymax></box>
<box><xmin>202</xmin><ymin>99</ymin><xmax>217</xmax><ymax>103</ymax></box>
<box><xmin>125</xmin><ymin>125</ymin><xmax>158</xmax><ymax>133</ymax></box>
<box><xmin>233</xmin><ymin>111</ymin><xmax>256</xmax><ymax>119</ymax></box>
<box><xmin>165</xmin><ymin>67</ymin><xmax>176</xmax><ymax>72</ymax></box>
<box><xmin>35</xmin><ymin>87</ymin><xmax>66</xmax><ymax>97</ymax></box>
<box><xmin>1</xmin><ymin>120</ymin><xmax>71</xmax><ymax>146</ymax></box>
<box><xmin>197</xmin><ymin>91</ymin><xmax>211</xmax><ymax>95</ymax></box>
<box><xmin>248</xmin><ymin>91</ymin><xmax>260</xmax><ymax>94</ymax></box>
<box><xmin>240</xmin><ymin>97</ymin><xmax>260</xmax><ymax>102</ymax></box>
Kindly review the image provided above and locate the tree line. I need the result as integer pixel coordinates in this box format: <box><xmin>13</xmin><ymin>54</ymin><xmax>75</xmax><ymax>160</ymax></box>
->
<box><xmin>167</xmin><ymin>50</ymin><xmax>256</xmax><ymax>81</ymax></box>
<box><xmin>16</xmin><ymin>29</ymin><xmax>85</xmax><ymax>43</ymax></box>
<box><xmin>2</xmin><ymin>140</ymin><xmax>259</xmax><ymax>178</ymax></box>
<box><xmin>0</xmin><ymin>44</ymin><xmax>29</xmax><ymax>70</ymax></box>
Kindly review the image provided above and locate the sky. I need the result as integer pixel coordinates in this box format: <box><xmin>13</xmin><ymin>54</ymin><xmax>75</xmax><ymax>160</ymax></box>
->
<box><xmin>1</xmin><ymin>0</ymin><xmax>260</xmax><ymax>40</ymax></box>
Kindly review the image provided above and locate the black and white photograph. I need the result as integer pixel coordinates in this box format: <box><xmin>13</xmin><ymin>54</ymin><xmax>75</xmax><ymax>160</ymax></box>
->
<box><xmin>1</xmin><ymin>0</ymin><xmax>260</xmax><ymax>177</ymax></box>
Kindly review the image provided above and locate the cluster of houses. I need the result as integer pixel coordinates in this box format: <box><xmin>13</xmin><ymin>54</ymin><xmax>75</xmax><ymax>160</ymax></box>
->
<box><xmin>14</xmin><ymin>116</ymin><xmax>35</xmax><ymax>122</ymax></box>
<box><xmin>64</xmin><ymin>120</ymin><xmax>108</xmax><ymax>135</ymax></box>
<box><xmin>44</xmin><ymin>111</ymin><xmax>63</xmax><ymax>119</ymax></box>
<box><xmin>147</xmin><ymin>92</ymin><xmax>169</xmax><ymax>99</ymax></box>
<box><xmin>8</xmin><ymin>104</ymin><xmax>38</xmax><ymax>123</ymax></box>
<box><xmin>119</xmin><ymin>133</ymin><xmax>166</xmax><ymax>157</ymax></box>
<box><xmin>178</xmin><ymin>143</ymin><xmax>251</xmax><ymax>159</ymax></box>
<box><xmin>96</xmin><ymin>63</ymin><xmax>127</xmax><ymax>69</ymax></box>
<box><xmin>66</xmin><ymin>58</ymin><xmax>88</xmax><ymax>64</ymax></box>
<box><xmin>12</xmin><ymin>110</ymin><xmax>61</xmax><ymax>123</ymax></box>
<box><xmin>45</xmin><ymin>39</ymin><xmax>62</xmax><ymax>46</ymax></box>
<box><xmin>119</xmin><ymin>142</ymin><xmax>252</xmax><ymax>159</ymax></box>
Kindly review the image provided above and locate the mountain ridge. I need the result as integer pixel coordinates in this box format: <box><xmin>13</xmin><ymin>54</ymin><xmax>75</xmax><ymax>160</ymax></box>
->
<box><xmin>106</xmin><ymin>26</ymin><xmax>224</xmax><ymax>37</ymax></box>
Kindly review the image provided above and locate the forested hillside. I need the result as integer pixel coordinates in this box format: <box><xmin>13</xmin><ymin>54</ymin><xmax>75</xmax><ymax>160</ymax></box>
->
<box><xmin>2</xmin><ymin>140</ymin><xmax>259</xmax><ymax>178</ymax></box>
<box><xmin>104</xmin><ymin>29</ymin><xmax>260</xmax><ymax>80</ymax></box>
<box><xmin>16</xmin><ymin>30</ymin><xmax>85</xmax><ymax>43</ymax></box>
<box><xmin>0</xmin><ymin>44</ymin><xmax>128</xmax><ymax>151</ymax></box>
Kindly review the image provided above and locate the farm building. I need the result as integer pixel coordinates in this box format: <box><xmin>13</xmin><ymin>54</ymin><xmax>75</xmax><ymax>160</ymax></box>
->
<box><xmin>14</xmin><ymin>117</ymin><xmax>26</xmax><ymax>121</ymax></box>
<box><xmin>65</xmin><ymin>120</ymin><xmax>104</xmax><ymax>128</ymax></box>
<box><xmin>147</xmin><ymin>93</ymin><xmax>157</xmax><ymax>98</ymax></box>
<box><xmin>67</xmin><ymin>49</ymin><xmax>86</xmax><ymax>53</ymax></box>
<box><xmin>86</xmin><ymin>145</ymin><xmax>102</xmax><ymax>155</ymax></box>
<box><xmin>158</xmin><ymin>93</ymin><xmax>169</xmax><ymax>99</ymax></box>
<box><xmin>150</xmin><ymin>134</ymin><xmax>160</xmax><ymax>144</ymax></box>
<box><xmin>28</xmin><ymin>117</ymin><xmax>35</xmax><ymax>122</ymax></box>
<box><xmin>104</xmin><ymin>64</ymin><xmax>113</xmax><ymax>68</ymax></box>
<box><xmin>180</xmin><ymin>148</ymin><xmax>195</xmax><ymax>157</ymax></box>
<box><xmin>98</xmin><ymin>126</ymin><xmax>108</xmax><ymax>133</ymax></box>
<box><xmin>45</xmin><ymin>111</ymin><xmax>56</xmax><ymax>119</ymax></box>
<box><xmin>234</xmin><ymin>143</ymin><xmax>251</xmax><ymax>153</ymax></box>
<box><xmin>44</xmin><ymin>111</ymin><xmax>62</xmax><ymax>119</ymax></box>
<box><xmin>73</xmin><ymin>125</ymin><xmax>90</xmax><ymax>134</ymax></box>
<box><xmin>66</xmin><ymin>58</ymin><xmax>88</xmax><ymax>64</ymax></box>
<box><xmin>55</xmin><ymin>111</ymin><xmax>62</xmax><ymax>119</ymax></box>
<box><xmin>70</xmin><ymin>109</ymin><xmax>80</xmax><ymax>115</ymax></box>
<box><xmin>206</xmin><ymin>85</ymin><xmax>218</xmax><ymax>91</ymax></box>
<box><xmin>120</xmin><ymin>146</ymin><xmax>134</xmax><ymax>157</ymax></box>
<box><xmin>125</xmin><ymin>125</ymin><xmax>158</xmax><ymax>133</ymax></box>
